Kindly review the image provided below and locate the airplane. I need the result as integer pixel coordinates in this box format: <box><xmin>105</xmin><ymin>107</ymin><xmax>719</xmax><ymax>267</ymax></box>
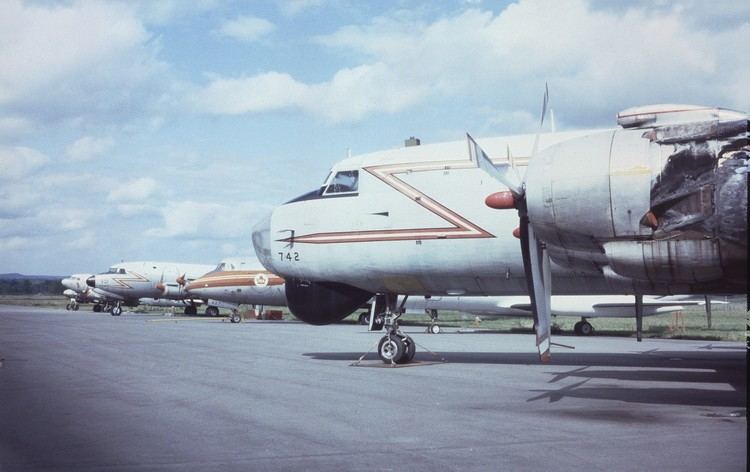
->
<box><xmin>397</xmin><ymin>294</ymin><xmax>716</xmax><ymax>335</ymax></box>
<box><xmin>184</xmin><ymin>258</ymin><xmax>286</xmax><ymax>323</ymax></box>
<box><xmin>61</xmin><ymin>273</ymin><xmax>121</xmax><ymax>312</ymax></box>
<box><xmin>252</xmin><ymin>103</ymin><xmax>748</xmax><ymax>364</ymax></box>
<box><xmin>85</xmin><ymin>261</ymin><xmax>216</xmax><ymax>316</ymax></box>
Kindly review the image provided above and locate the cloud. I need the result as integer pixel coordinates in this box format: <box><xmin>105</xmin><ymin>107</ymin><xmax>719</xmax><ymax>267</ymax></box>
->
<box><xmin>107</xmin><ymin>177</ymin><xmax>158</xmax><ymax>202</ymax></box>
<box><xmin>191</xmin><ymin>64</ymin><xmax>428</xmax><ymax>122</ymax></box>
<box><xmin>0</xmin><ymin>236</ymin><xmax>40</xmax><ymax>252</ymax></box>
<box><xmin>0</xmin><ymin>146</ymin><xmax>49</xmax><ymax>180</ymax></box>
<box><xmin>0</xmin><ymin>0</ymin><xmax>172</xmax><ymax>131</ymax></box>
<box><xmin>65</xmin><ymin>136</ymin><xmax>115</xmax><ymax>162</ymax></box>
<box><xmin>146</xmin><ymin>200</ymin><xmax>272</xmax><ymax>239</ymax></box>
<box><xmin>193</xmin><ymin>1</ymin><xmax>750</xmax><ymax>126</ymax></box>
<box><xmin>278</xmin><ymin>0</ymin><xmax>327</xmax><ymax>16</ymax></box>
<box><xmin>218</xmin><ymin>15</ymin><xmax>276</xmax><ymax>42</ymax></box>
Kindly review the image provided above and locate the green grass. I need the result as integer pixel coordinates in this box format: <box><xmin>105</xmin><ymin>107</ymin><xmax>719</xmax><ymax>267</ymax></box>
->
<box><xmin>345</xmin><ymin>296</ymin><xmax>748</xmax><ymax>342</ymax></box>
<box><xmin>3</xmin><ymin>295</ymin><xmax>747</xmax><ymax>342</ymax></box>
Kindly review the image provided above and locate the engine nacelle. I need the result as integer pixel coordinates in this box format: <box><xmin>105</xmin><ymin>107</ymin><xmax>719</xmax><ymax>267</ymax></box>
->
<box><xmin>526</xmin><ymin>105</ymin><xmax>748</xmax><ymax>289</ymax></box>
<box><xmin>159</xmin><ymin>284</ymin><xmax>185</xmax><ymax>298</ymax></box>
<box><xmin>285</xmin><ymin>278</ymin><xmax>373</xmax><ymax>325</ymax></box>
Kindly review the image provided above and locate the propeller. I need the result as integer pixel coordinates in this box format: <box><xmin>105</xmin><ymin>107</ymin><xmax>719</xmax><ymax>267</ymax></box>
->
<box><xmin>470</xmin><ymin>84</ymin><xmax>553</xmax><ymax>362</ymax></box>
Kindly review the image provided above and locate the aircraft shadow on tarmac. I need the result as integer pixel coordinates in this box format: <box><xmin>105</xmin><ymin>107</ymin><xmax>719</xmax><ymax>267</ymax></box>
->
<box><xmin>303</xmin><ymin>350</ymin><xmax>746</xmax><ymax>408</ymax></box>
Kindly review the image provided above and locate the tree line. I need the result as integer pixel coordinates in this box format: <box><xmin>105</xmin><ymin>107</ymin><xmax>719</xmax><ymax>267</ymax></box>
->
<box><xmin>0</xmin><ymin>278</ymin><xmax>64</xmax><ymax>295</ymax></box>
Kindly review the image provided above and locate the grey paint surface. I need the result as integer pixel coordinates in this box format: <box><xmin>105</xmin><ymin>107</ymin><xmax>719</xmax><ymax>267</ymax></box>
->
<box><xmin>0</xmin><ymin>306</ymin><xmax>745</xmax><ymax>471</ymax></box>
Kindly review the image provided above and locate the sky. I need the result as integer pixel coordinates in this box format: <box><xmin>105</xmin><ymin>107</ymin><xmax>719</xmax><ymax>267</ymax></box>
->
<box><xmin>1</xmin><ymin>0</ymin><xmax>748</xmax><ymax>275</ymax></box>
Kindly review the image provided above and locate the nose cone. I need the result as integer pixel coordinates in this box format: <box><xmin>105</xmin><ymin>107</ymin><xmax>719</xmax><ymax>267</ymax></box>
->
<box><xmin>61</xmin><ymin>278</ymin><xmax>76</xmax><ymax>290</ymax></box>
<box><xmin>86</xmin><ymin>276</ymin><xmax>96</xmax><ymax>288</ymax></box>
<box><xmin>252</xmin><ymin>212</ymin><xmax>274</xmax><ymax>271</ymax></box>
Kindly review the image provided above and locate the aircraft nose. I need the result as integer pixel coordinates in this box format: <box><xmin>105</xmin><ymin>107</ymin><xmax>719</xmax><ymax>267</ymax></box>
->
<box><xmin>61</xmin><ymin>278</ymin><xmax>74</xmax><ymax>289</ymax></box>
<box><xmin>86</xmin><ymin>276</ymin><xmax>96</xmax><ymax>288</ymax></box>
<box><xmin>252</xmin><ymin>212</ymin><xmax>274</xmax><ymax>270</ymax></box>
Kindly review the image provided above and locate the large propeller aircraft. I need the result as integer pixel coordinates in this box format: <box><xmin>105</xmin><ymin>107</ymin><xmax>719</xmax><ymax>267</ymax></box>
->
<box><xmin>183</xmin><ymin>258</ymin><xmax>286</xmax><ymax>323</ymax></box>
<box><xmin>86</xmin><ymin>261</ymin><xmax>215</xmax><ymax>316</ymax></box>
<box><xmin>252</xmin><ymin>102</ymin><xmax>748</xmax><ymax>364</ymax></box>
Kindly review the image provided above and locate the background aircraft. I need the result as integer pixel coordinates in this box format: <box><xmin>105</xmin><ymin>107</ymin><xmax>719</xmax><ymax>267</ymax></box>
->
<box><xmin>184</xmin><ymin>258</ymin><xmax>286</xmax><ymax>323</ymax></box>
<box><xmin>86</xmin><ymin>261</ymin><xmax>215</xmax><ymax>316</ymax></box>
<box><xmin>252</xmin><ymin>103</ymin><xmax>748</xmax><ymax>364</ymax></box>
<box><xmin>397</xmin><ymin>294</ymin><xmax>714</xmax><ymax>335</ymax></box>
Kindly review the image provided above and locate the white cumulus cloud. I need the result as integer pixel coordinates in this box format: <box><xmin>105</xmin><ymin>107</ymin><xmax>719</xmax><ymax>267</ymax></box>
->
<box><xmin>0</xmin><ymin>146</ymin><xmax>49</xmax><ymax>180</ymax></box>
<box><xmin>218</xmin><ymin>15</ymin><xmax>276</xmax><ymax>42</ymax></box>
<box><xmin>147</xmin><ymin>200</ymin><xmax>272</xmax><ymax>239</ymax></box>
<box><xmin>65</xmin><ymin>136</ymin><xmax>115</xmax><ymax>162</ymax></box>
<box><xmin>107</xmin><ymin>177</ymin><xmax>158</xmax><ymax>202</ymax></box>
<box><xmin>192</xmin><ymin>0</ymin><xmax>750</xmax><ymax>126</ymax></box>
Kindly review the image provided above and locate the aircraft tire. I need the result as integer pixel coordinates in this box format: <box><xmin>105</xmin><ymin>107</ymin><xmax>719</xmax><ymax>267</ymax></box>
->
<box><xmin>205</xmin><ymin>306</ymin><xmax>219</xmax><ymax>317</ymax></box>
<box><xmin>573</xmin><ymin>321</ymin><xmax>582</xmax><ymax>335</ymax></box>
<box><xmin>72</xmin><ymin>304</ymin><xmax>79</xmax><ymax>311</ymax></box>
<box><xmin>429</xmin><ymin>324</ymin><xmax>440</xmax><ymax>334</ymax></box>
<box><xmin>111</xmin><ymin>306</ymin><xmax>122</xmax><ymax>316</ymax></box>
<box><xmin>230</xmin><ymin>312</ymin><xmax>241</xmax><ymax>323</ymax></box>
<box><xmin>65</xmin><ymin>303</ymin><xmax>71</xmax><ymax>311</ymax></box>
<box><xmin>398</xmin><ymin>335</ymin><xmax>416</xmax><ymax>364</ymax></box>
<box><xmin>93</xmin><ymin>304</ymin><xmax>102</xmax><ymax>313</ymax></box>
<box><xmin>358</xmin><ymin>313</ymin><xmax>369</xmax><ymax>325</ymax></box>
<box><xmin>378</xmin><ymin>335</ymin><xmax>405</xmax><ymax>364</ymax></box>
<box><xmin>579</xmin><ymin>321</ymin><xmax>593</xmax><ymax>336</ymax></box>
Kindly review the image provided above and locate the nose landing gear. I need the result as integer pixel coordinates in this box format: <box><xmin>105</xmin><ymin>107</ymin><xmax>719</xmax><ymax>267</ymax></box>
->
<box><xmin>369</xmin><ymin>294</ymin><xmax>417</xmax><ymax>365</ymax></box>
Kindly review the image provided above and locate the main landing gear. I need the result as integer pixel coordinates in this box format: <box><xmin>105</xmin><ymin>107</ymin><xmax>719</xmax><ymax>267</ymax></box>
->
<box><xmin>371</xmin><ymin>294</ymin><xmax>417</xmax><ymax>364</ymax></box>
<box><xmin>573</xmin><ymin>318</ymin><xmax>593</xmax><ymax>336</ymax></box>
<box><xmin>205</xmin><ymin>306</ymin><xmax>220</xmax><ymax>317</ymax></box>
<box><xmin>110</xmin><ymin>302</ymin><xmax>122</xmax><ymax>316</ymax></box>
<box><xmin>65</xmin><ymin>299</ymin><xmax>79</xmax><ymax>311</ymax></box>
<box><xmin>426</xmin><ymin>309</ymin><xmax>440</xmax><ymax>334</ymax></box>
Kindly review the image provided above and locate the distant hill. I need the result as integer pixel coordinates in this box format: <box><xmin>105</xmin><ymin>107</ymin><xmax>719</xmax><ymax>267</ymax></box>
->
<box><xmin>0</xmin><ymin>273</ymin><xmax>64</xmax><ymax>281</ymax></box>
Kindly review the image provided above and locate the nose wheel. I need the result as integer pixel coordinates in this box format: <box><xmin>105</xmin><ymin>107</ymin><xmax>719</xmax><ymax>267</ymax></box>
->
<box><xmin>377</xmin><ymin>332</ymin><xmax>416</xmax><ymax>364</ymax></box>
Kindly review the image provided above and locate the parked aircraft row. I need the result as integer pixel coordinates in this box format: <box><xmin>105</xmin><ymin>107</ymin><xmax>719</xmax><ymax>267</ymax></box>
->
<box><xmin>62</xmin><ymin>102</ymin><xmax>747</xmax><ymax>364</ymax></box>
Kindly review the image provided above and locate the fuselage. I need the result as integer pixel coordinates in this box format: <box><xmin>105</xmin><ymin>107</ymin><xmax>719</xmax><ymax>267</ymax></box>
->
<box><xmin>253</xmin><ymin>106</ymin><xmax>747</xmax><ymax>326</ymax></box>
<box><xmin>87</xmin><ymin>261</ymin><xmax>215</xmax><ymax>303</ymax></box>
<box><xmin>255</xmin><ymin>109</ymin><xmax>747</xmax><ymax>299</ymax></box>
<box><xmin>185</xmin><ymin>260</ymin><xmax>286</xmax><ymax>306</ymax></box>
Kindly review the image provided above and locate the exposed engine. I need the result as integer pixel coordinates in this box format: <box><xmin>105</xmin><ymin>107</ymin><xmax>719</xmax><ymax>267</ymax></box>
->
<box><xmin>525</xmin><ymin>105</ymin><xmax>748</xmax><ymax>292</ymax></box>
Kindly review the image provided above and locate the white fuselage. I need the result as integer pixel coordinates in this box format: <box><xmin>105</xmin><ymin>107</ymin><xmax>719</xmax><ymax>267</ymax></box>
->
<box><xmin>254</xmin><ymin>131</ymin><xmax>665</xmax><ymax>296</ymax></box>
<box><xmin>185</xmin><ymin>267</ymin><xmax>286</xmax><ymax>306</ymax></box>
<box><xmin>89</xmin><ymin>261</ymin><xmax>215</xmax><ymax>303</ymax></box>
<box><xmin>402</xmin><ymin>295</ymin><xmax>688</xmax><ymax>319</ymax></box>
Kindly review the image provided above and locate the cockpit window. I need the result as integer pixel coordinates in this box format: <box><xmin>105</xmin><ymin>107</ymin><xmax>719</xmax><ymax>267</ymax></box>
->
<box><xmin>107</xmin><ymin>267</ymin><xmax>117</xmax><ymax>274</ymax></box>
<box><xmin>118</xmin><ymin>268</ymin><xmax>126</xmax><ymax>274</ymax></box>
<box><xmin>323</xmin><ymin>170</ymin><xmax>359</xmax><ymax>195</ymax></box>
<box><xmin>214</xmin><ymin>262</ymin><xmax>226</xmax><ymax>272</ymax></box>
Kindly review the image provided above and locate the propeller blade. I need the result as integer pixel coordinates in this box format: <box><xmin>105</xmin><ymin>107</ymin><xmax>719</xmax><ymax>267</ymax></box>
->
<box><xmin>529</xmin><ymin>82</ymin><xmax>549</xmax><ymax>165</ymax></box>
<box><xmin>528</xmin><ymin>224</ymin><xmax>552</xmax><ymax>362</ymax></box>
<box><xmin>466</xmin><ymin>133</ymin><xmax>524</xmax><ymax>197</ymax></box>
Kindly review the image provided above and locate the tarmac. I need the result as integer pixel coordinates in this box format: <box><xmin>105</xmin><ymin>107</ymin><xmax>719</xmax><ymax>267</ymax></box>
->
<box><xmin>0</xmin><ymin>305</ymin><xmax>746</xmax><ymax>471</ymax></box>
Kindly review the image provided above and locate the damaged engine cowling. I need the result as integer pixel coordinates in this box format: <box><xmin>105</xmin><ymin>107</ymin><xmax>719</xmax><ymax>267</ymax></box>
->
<box><xmin>525</xmin><ymin>105</ymin><xmax>748</xmax><ymax>292</ymax></box>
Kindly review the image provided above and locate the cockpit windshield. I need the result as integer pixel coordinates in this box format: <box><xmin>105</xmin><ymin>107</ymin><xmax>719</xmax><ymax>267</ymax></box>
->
<box><xmin>106</xmin><ymin>267</ymin><xmax>126</xmax><ymax>274</ymax></box>
<box><xmin>323</xmin><ymin>170</ymin><xmax>359</xmax><ymax>195</ymax></box>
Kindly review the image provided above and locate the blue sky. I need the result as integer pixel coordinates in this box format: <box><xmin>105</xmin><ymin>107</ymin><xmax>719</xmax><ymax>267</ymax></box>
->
<box><xmin>1</xmin><ymin>0</ymin><xmax>748</xmax><ymax>275</ymax></box>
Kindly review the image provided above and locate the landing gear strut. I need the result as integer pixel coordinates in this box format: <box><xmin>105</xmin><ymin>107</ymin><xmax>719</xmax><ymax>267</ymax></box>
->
<box><xmin>426</xmin><ymin>308</ymin><xmax>440</xmax><ymax>334</ymax></box>
<box><xmin>372</xmin><ymin>294</ymin><xmax>416</xmax><ymax>364</ymax></box>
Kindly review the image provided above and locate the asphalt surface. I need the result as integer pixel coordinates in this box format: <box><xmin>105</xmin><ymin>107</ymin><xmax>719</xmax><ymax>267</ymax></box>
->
<box><xmin>0</xmin><ymin>305</ymin><xmax>746</xmax><ymax>471</ymax></box>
